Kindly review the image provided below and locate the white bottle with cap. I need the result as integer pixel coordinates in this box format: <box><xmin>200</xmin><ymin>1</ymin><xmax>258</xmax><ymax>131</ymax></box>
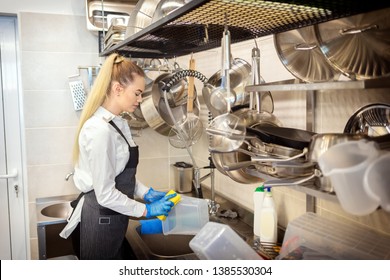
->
<box><xmin>259</xmin><ymin>187</ymin><xmax>278</xmax><ymax>244</ymax></box>
<box><xmin>253</xmin><ymin>185</ymin><xmax>265</xmax><ymax>237</ymax></box>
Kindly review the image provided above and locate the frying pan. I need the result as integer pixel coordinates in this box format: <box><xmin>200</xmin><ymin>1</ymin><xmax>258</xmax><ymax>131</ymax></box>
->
<box><xmin>248</xmin><ymin>126</ymin><xmax>316</xmax><ymax>150</ymax></box>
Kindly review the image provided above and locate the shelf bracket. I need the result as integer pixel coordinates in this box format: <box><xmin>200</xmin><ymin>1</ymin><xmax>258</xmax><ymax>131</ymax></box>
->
<box><xmin>306</xmin><ymin>89</ymin><xmax>316</xmax><ymax>213</ymax></box>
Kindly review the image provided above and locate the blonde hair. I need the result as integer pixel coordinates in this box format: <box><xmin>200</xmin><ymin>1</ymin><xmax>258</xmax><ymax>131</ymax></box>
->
<box><xmin>72</xmin><ymin>53</ymin><xmax>145</xmax><ymax>164</ymax></box>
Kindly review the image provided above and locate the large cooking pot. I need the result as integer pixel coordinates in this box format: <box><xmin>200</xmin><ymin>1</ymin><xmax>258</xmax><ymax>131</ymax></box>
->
<box><xmin>141</xmin><ymin>72</ymin><xmax>199</xmax><ymax>136</ymax></box>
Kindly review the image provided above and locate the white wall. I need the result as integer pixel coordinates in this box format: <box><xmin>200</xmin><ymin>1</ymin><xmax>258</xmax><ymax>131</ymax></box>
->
<box><xmin>0</xmin><ymin>0</ymin><xmax>85</xmax><ymax>15</ymax></box>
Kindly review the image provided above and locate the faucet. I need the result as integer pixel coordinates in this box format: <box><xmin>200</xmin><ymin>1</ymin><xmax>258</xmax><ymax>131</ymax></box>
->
<box><xmin>65</xmin><ymin>171</ymin><xmax>74</xmax><ymax>181</ymax></box>
<box><xmin>193</xmin><ymin>157</ymin><xmax>220</xmax><ymax>216</ymax></box>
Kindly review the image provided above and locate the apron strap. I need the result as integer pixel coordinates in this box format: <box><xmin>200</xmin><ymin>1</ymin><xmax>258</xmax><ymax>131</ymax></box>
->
<box><xmin>109</xmin><ymin>120</ymin><xmax>131</xmax><ymax>147</ymax></box>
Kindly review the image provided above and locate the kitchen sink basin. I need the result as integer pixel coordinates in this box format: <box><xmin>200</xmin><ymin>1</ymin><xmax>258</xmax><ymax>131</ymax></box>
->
<box><xmin>126</xmin><ymin>220</ymin><xmax>198</xmax><ymax>259</ymax></box>
<box><xmin>35</xmin><ymin>194</ymin><xmax>79</xmax><ymax>259</ymax></box>
<box><xmin>126</xmin><ymin>217</ymin><xmax>251</xmax><ymax>260</ymax></box>
<box><xmin>136</xmin><ymin>226</ymin><xmax>196</xmax><ymax>258</ymax></box>
<box><xmin>41</xmin><ymin>202</ymin><xmax>72</xmax><ymax>219</ymax></box>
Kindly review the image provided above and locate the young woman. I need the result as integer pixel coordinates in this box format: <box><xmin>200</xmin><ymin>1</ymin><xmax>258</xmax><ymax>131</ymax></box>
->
<box><xmin>60</xmin><ymin>53</ymin><xmax>176</xmax><ymax>260</ymax></box>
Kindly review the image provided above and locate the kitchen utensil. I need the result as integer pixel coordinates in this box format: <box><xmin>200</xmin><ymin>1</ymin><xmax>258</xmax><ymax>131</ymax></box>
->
<box><xmin>210</xmin><ymin>144</ymin><xmax>264</xmax><ymax>184</ymax></box>
<box><xmin>307</xmin><ymin>133</ymin><xmax>367</xmax><ymax>163</ymax></box>
<box><xmin>318</xmin><ymin>140</ymin><xmax>380</xmax><ymax>216</ymax></box>
<box><xmin>151</xmin><ymin>0</ymin><xmax>189</xmax><ymax>23</ymax></box>
<box><xmin>249</xmin><ymin>137</ymin><xmax>303</xmax><ymax>159</ymax></box>
<box><xmin>274</xmin><ymin>25</ymin><xmax>341</xmax><ymax>83</ymax></box>
<box><xmin>363</xmin><ymin>153</ymin><xmax>390</xmax><ymax>212</ymax></box>
<box><xmin>125</xmin><ymin>0</ymin><xmax>160</xmax><ymax>38</ymax></box>
<box><xmin>141</xmin><ymin>72</ymin><xmax>199</xmax><ymax>136</ymax></box>
<box><xmin>68</xmin><ymin>75</ymin><xmax>87</xmax><ymax>111</ymax></box>
<box><xmin>315</xmin><ymin>7</ymin><xmax>390</xmax><ymax>80</ymax></box>
<box><xmin>249</xmin><ymin>126</ymin><xmax>316</xmax><ymax>150</ymax></box>
<box><xmin>169</xmin><ymin>56</ymin><xmax>203</xmax><ymax>148</ymax></box>
<box><xmin>202</xmin><ymin>58</ymin><xmax>252</xmax><ymax>117</ymax></box>
<box><xmin>344</xmin><ymin>103</ymin><xmax>390</xmax><ymax>137</ymax></box>
<box><xmin>208</xmin><ymin>24</ymin><xmax>236</xmax><ymax>116</ymax></box>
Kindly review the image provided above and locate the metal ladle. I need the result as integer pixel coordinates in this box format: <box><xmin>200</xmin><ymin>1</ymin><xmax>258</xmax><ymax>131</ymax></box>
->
<box><xmin>209</xmin><ymin>24</ymin><xmax>237</xmax><ymax>115</ymax></box>
<box><xmin>206</xmin><ymin>24</ymin><xmax>246</xmax><ymax>151</ymax></box>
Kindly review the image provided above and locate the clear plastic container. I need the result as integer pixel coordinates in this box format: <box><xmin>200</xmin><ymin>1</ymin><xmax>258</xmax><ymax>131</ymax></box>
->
<box><xmin>363</xmin><ymin>153</ymin><xmax>390</xmax><ymax>212</ymax></box>
<box><xmin>189</xmin><ymin>222</ymin><xmax>262</xmax><ymax>260</ymax></box>
<box><xmin>277</xmin><ymin>212</ymin><xmax>390</xmax><ymax>260</ymax></box>
<box><xmin>162</xmin><ymin>196</ymin><xmax>209</xmax><ymax>235</ymax></box>
<box><xmin>318</xmin><ymin>140</ymin><xmax>380</xmax><ymax>216</ymax></box>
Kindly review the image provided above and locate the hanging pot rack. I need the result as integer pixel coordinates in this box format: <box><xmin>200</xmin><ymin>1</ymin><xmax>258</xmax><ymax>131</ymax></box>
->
<box><xmin>100</xmin><ymin>0</ymin><xmax>390</xmax><ymax>59</ymax></box>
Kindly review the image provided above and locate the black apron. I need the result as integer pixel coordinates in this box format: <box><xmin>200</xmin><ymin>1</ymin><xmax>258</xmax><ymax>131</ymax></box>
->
<box><xmin>78</xmin><ymin>120</ymin><xmax>139</xmax><ymax>260</ymax></box>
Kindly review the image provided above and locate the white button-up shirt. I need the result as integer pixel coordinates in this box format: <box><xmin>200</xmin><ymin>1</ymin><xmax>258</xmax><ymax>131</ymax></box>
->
<box><xmin>60</xmin><ymin>106</ymin><xmax>148</xmax><ymax>238</ymax></box>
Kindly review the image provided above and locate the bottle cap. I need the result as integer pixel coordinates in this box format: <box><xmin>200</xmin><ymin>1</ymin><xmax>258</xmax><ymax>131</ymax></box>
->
<box><xmin>255</xmin><ymin>185</ymin><xmax>265</xmax><ymax>192</ymax></box>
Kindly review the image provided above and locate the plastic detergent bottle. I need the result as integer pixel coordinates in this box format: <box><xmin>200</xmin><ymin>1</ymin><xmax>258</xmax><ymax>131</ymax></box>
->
<box><xmin>259</xmin><ymin>187</ymin><xmax>278</xmax><ymax>244</ymax></box>
<box><xmin>253</xmin><ymin>185</ymin><xmax>265</xmax><ymax>237</ymax></box>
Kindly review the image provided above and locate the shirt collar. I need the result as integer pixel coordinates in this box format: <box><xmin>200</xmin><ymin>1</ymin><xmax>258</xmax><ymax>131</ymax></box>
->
<box><xmin>95</xmin><ymin>106</ymin><xmax>117</xmax><ymax>123</ymax></box>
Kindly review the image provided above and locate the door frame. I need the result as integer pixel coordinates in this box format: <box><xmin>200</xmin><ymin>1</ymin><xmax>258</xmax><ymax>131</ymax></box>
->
<box><xmin>0</xmin><ymin>15</ymin><xmax>29</xmax><ymax>260</ymax></box>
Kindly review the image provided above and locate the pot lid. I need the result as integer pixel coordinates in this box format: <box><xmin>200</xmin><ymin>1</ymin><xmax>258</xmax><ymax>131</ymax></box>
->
<box><xmin>315</xmin><ymin>7</ymin><xmax>390</xmax><ymax>80</ymax></box>
<box><xmin>274</xmin><ymin>25</ymin><xmax>341</xmax><ymax>83</ymax></box>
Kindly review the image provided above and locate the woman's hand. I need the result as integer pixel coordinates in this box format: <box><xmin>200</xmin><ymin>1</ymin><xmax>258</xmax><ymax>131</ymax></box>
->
<box><xmin>145</xmin><ymin>193</ymin><xmax>177</xmax><ymax>218</ymax></box>
<box><xmin>143</xmin><ymin>187</ymin><xmax>166</xmax><ymax>203</ymax></box>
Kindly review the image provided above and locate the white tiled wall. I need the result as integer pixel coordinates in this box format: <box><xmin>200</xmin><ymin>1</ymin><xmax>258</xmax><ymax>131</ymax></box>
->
<box><xmin>20</xmin><ymin>11</ymin><xmax>390</xmax><ymax>260</ymax></box>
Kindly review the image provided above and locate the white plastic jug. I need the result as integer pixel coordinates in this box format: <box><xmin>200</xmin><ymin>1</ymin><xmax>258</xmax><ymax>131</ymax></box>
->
<box><xmin>363</xmin><ymin>152</ymin><xmax>390</xmax><ymax>212</ymax></box>
<box><xmin>318</xmin><ymin>140</ymin><xmax>380</xmax><ymax>216</ymax></box>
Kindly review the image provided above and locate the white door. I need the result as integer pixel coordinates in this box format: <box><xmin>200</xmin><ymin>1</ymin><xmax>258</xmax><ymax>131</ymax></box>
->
<box><xmin>0</xmin><ymin>15</ymin><xmax>28</xmax><ymax>260</ymax></box>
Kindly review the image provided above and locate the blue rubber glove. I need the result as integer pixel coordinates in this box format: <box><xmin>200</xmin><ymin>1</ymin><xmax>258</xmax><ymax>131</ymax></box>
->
<box><xmin>145</xmin><ymin>193</ymin><xmax>177</xmax><ymax>218</ymax></box>
<box><xmin>143</xmin><ymin>187</ymin><xmax>167</xmax><ymax>203</ymax></box>
<box><xmin>139</xmin><ymin>219</ymin><xmax>163</xmax><ymax>234</ymax></box>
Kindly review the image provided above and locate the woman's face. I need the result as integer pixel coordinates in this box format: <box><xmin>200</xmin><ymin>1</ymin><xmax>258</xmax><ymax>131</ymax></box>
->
<box><xmin>119</xmin><ymin>74</ymin><xmax>145</xmax><ymax>113</ymax></box>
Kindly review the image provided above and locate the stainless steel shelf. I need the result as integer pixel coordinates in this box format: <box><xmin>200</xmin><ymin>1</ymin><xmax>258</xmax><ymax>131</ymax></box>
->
<box><xmin>100</xmin><ymin>0</ymin><xmax>390</xmax><ymax>58</ymax></box>
<box><xmin>245</xmin><ymin>77</ymin><xmax>390</xmax><ymax>92</ymax></box>
<box><xmin>246</xmin><ymin>168</ymin><xmax>338</xmax><ymax>203</ymax></box>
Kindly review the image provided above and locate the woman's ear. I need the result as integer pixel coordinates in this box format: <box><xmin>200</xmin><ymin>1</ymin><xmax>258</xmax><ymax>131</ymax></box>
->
<box><xmin>111</xmin><ymin>81</ymin><xmax>123</xmax><ymax>96</ymax></box>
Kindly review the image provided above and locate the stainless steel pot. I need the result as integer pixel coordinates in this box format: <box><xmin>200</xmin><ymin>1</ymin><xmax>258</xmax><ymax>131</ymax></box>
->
<box><xmin>203</xmin><ymin>58</ymin><xmax>251</xmax><ymax>117</ymax></box>
<box><xmin>308</xmin><ymin>133</ymin><xmax>367</xmax><ymax>163</ymax></box>
<box><xmin>141</xmin><ymin>72</ymin><xmax>199</xmax><ymax>136</ymax></box>
<box><xmin>151</xmin><ymin>0</ymin><xmax>189</xmax><ymax>23</ymax></box>
<box><xmin>211</xmin><ymin>142</ymin><xmax>264</xmax><ymax>184</ymax></box>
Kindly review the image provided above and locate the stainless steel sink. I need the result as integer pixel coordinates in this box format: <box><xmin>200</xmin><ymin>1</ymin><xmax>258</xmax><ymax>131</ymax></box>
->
<box><xmin>126</xmin><ymin>220</ymin><xmax>198</xmax><ymax>259</ymax></box>
<box><xmin>126</xmin><ymin>217</ymin><xmax>252</xmax><ymax>260</ymax></box>
<box><xmin>35</xmin><ymin>194</ymin><xmax>79</xmax><ymax>259</ymax></box>
<box><xmin>40</xmin><ymin>202</ymin><xmax>72</xmax><ymax>219</ymax></box>
<box><xmin>36</xmin><ymin>194</ymin><xmax>77</xmax><ymax>225</ymax></box>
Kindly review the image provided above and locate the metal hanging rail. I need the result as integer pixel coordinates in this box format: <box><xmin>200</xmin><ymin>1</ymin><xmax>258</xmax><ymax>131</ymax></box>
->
<box><xmin>100</xmin><ymin>0</ymin><xmax>390</xmax><ymax>58</ymax></box>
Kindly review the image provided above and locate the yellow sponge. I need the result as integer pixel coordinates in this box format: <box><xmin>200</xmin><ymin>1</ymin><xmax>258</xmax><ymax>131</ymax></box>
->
<box><xmin>157</xmin><ymin>190</ymin><xmax>181</xmax><ymax>221</ymax></box>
